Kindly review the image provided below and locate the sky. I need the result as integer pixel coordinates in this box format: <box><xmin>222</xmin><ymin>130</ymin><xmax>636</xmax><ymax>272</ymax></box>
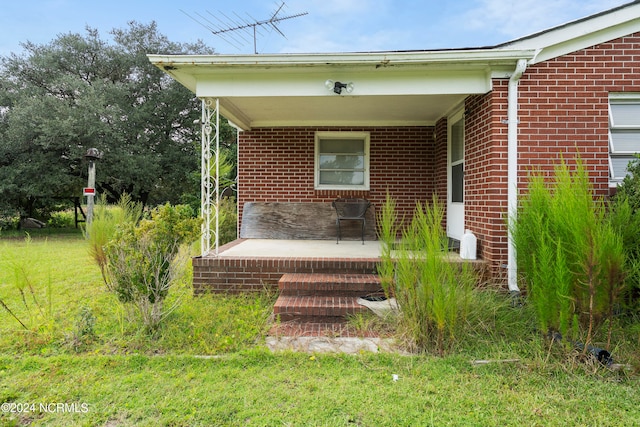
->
<box><xmin>0</xmin><ymin>0</ymin><xmax>632</xmax><ymax>56</ymax></box>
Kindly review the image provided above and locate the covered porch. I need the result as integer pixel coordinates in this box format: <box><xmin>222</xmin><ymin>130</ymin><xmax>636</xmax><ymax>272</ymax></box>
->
<box><xmin>149</xmin><ymin>48</ymin><xmax>536</xmax><ymax>292</ymax></box>
<box><xmin>214</xmin><ymin>238</ymin><xmax>382</xmax><ymax>259</ymax></box>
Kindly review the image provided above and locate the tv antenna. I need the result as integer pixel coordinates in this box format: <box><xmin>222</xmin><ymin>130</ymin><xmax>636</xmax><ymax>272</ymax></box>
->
<box><xmin>181</xmin><ymin>2</ymin><xmax>308</xmax><ymax>54</ymax></box>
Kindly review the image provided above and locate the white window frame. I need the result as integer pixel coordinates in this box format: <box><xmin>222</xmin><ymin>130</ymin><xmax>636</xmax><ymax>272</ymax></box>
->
<box><xmin>314</xmin><ymin>131</ymin><xmax>370</xmax><ymax>191</ymax></box>
<box><xmin>609</xmin><ymin>93</ymin><xmax>640</xmax><ymax>187</ymax></box>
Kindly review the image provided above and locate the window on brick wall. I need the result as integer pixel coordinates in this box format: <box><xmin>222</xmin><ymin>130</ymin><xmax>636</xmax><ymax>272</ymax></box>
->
<box><xmin>609</xmin><ymin>94</ymin><xmax>640</xmax><ymax>187</ymax></box>
<box><xmin>315</xmin><ymin>131</ymin><xmax>370</xmax><ymax>190</ymax></box>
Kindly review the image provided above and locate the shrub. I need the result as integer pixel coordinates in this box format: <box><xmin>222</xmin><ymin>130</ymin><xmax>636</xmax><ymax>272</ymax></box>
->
<box><xmin>103</xmin><ymin>203</ymin><xmax>201</xmax><ymax>332</ymax></box>
<box><xmin>47</xmin><ymin>210</ymin><xmax>75</xmax><ymax>228</ymax></box>
<box><xmin>218</xmin><ymin>197</ymin><xmax>238</xmax><ymax>245</ymax></box>
<box><xmin>378</xmin><ymin>194</ymin><xmax>476</xmax><ymax>355</ymax></box>
<box><xmin>615</xmin><ymin>154</ymin><xmax>640</xmax><ymax>211</ymax></box>
<box><xmin>0</xmin><ymin>214</ymin><xmax>19</xmax><ymax>232</ymax></box>
<box><xmin>611</xmin><ymin>155</ymin><xmax>640</xmax><ymax>308</ymax></box>
<box><xmin>511</xmin><ymin>156</ymin><xmax>627</xmax><ymax>349</ymax></box>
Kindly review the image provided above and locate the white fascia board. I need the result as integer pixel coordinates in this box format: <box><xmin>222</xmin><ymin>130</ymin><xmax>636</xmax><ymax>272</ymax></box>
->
<box><xmin>499</xmin><ymin>3</ymin><xmax>640</xmax><ymax>64</ymax></box>
<box><xmin>194</xmin><ymin>69</ymin><xmax>493</xmax><ymax>98</ymax></box>
<box><xmin>148</xmin><ymin>49</ymin><xmax>535</xmax><ymax>68</ymax></box>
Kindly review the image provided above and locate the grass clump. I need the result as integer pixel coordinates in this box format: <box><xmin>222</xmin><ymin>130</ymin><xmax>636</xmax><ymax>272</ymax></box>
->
<box><xmin>85</xmin><ymin>194</ymin><xmax>142</xmax><ymax>283</ymax></box>
<box><xmin>378</xmin><ymin>194</ymin><xmax>476</xmax><ymax>355</ymax></box>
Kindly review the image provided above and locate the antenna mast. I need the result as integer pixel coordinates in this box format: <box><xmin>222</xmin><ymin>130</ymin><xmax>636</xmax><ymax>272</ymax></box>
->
<box><xmin>181</xmin><ymin>2</ymin><xmax>308</xmax><ymax>54</ymax></box>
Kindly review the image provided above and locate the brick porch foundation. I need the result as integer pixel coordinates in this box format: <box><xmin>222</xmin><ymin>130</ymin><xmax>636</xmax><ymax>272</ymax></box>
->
<box><xmin>192</xmin><ymin>255</ymin><xmax>379</xmax><ymax>295</ymax></box>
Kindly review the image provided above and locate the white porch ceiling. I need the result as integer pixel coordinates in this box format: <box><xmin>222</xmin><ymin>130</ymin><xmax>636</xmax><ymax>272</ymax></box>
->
<box><xmin>218</xmin><ymin>94</ymin><xmax>466</xmax><ymax>128</ymax></box>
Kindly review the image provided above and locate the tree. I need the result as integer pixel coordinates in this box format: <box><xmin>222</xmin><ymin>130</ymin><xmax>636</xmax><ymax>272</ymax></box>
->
<box><xmin>0</xmin><ymin>22</ymin><xmax>236</xmax><ymax>220</ymax></box>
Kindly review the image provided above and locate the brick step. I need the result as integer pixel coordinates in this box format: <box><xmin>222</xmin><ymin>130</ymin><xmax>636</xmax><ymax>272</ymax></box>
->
<box><xmin>278</xmin><ymin>273</ymin><xmax>384</xmax><ymax>297</ymax></box>
<box><xmin>273</xmin><ymin>295</ymin><xmax>370</xmax><ymax>322</ymax></box>
<box><xmin>269</xmin><ymin>322</ymin><xmax>380</xmax><ymax>338</ymax></box>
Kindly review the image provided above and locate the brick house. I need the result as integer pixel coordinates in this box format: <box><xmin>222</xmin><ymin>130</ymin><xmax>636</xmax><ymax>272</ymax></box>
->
<box><xmin>149</xmin><ymin>2</ymin><xmax>640</xmax><ymax>293</ymax></box>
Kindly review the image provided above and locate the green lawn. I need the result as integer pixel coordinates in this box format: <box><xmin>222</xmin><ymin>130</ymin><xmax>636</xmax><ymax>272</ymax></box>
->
<box><xmin>1</xmin><ymin>232</ymin><xmax>639</xmax><ymax>426</ymax></box>
<box><xmin>1</xmin><ymin>352</ymin><xmax>639</xmax><ymax>426</ymax></box>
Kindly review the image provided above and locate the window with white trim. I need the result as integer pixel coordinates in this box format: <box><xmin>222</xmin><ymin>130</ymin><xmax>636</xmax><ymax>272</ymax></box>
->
<box><xmin>609</xmin><ymin>94</ymin><xmax>640</xmax><ymax>186</ymax></box>
<box><xmin>315</xmin><ymin>131</ymin><xmax>370</xmax><ymax>190</ymax></box>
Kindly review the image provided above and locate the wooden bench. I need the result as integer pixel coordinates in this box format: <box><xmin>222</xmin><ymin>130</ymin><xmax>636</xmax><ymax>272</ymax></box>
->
<box><xmin>240</xmin><ymin>201</ymin><xmax>376</xmax><ymax>241</ymax></box>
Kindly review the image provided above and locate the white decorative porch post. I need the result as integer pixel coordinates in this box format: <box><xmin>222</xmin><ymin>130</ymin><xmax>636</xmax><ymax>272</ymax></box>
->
<box><xmin>201</xmin><ymin>98</ymin><xmax>220</xmax><ymax>256</ymax></box>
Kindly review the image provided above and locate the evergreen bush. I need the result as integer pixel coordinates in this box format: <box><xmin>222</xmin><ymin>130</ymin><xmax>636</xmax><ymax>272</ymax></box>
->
<box><xmin>104</xmin><ymin>203</ymin><xmax>200</xmax><ymax>332</ymax></box>
<box><xmin>511</xmin><ymin>157</ymin><xmax>627</xmax><ymax>349</ymax></box>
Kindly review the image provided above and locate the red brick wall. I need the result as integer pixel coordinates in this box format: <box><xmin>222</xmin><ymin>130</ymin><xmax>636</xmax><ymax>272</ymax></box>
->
<box><xmin>433</xmin><ymin>117</ymin><xmax>448</xmax><ymax>208</ymax></box>
<box><xmin>465</xmin><ymin>82</ymin><xmax>509</xmax><ymax>276</ymax></box>
<box><xmin>518</xmin><ymin>33</ymin><xmax>640</xmax><ymax>196</ymax></box>
<box><xmin>464</xmin><ymin>32</ymin><xmax>640</xmax><ymax>276</ymax></box>
<box><xmin>237</xmin><ymin>126</ymin><xmax>435</xmax><ymax>232</ymax></box>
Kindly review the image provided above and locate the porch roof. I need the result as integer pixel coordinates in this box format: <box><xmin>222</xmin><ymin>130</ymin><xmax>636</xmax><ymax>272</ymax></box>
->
<box><xmin>148</xmin><ymin>1</ymin><xmax>640</xmax><ymax>131</ymax></box>
<box><xmin>148</xmin><ymin>48</ymin><xmax>536</xmax><ymax>130</ymax></box>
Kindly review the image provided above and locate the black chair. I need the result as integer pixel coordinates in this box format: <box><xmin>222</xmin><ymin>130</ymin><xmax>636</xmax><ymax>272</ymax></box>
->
<box><xmin>332</xmin><ymin>198</ymin><xmax>371</xmax><ymax>244</ymax></box>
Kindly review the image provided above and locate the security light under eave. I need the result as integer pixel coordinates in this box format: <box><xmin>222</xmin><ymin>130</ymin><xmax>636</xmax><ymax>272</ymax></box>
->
<box><xmin>325</xmin><ymin>79</ymin><xmax>354</xmax><ymax>95</ymax></box>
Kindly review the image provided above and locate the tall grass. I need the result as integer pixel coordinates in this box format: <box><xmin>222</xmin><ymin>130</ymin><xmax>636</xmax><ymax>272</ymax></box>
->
<box><xmin>379</xmin><ymin>194</ymin><xmax>476</xmax><ymax>355</ymax></box>
<box><xmin>377</xmin><ymin>193</ymin><xmax>401</xmax><ymax>297</ymax></box>
<box><xmin>84</xmin><ymin>194</ymin><xmax>142</xmax><ymax>283</ymax></box>
<box><xmin>511</xmin><ymin>157</ymin><xmax>628</xmax><ymax>349</ymax></box>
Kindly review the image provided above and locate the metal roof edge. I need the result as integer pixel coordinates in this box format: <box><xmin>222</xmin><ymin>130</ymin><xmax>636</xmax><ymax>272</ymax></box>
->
<box><xmin>147</xmin><ymin>48</ymin><xmax>537</xmax><ymax>68</ymax></box>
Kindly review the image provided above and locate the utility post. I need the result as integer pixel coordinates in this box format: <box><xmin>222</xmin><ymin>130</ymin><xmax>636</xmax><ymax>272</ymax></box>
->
<box><xmin>84</xmin><ymin>148</ymin><xmax>102</xmax><ymax>233</ymax></box>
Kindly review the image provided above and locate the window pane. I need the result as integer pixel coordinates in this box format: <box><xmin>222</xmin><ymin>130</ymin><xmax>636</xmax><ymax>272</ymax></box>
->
<box><xmin>320</xmin><ymin>171</ymin><xmax>365</xmax><ymax>186</ymax></box>
<box><xmin>610</xmin><ymin>131</ymin><xmax>640</xmax><ymax>153</ymax></box>
<box><xmin>452</xmin><ymin>163</ymin><xmax>464</xmax><ymax>203</ymax></box>
<box><xmin>316</xmin><ymin>133</ymin><xmax>368</xmax><ymax>189</ymax></box>
<box><xmin>610</xmin><ymin>103</ymin><xmax>640</xmax><ymax>127</ymax></box>
<box><xmin>451</xmin><ymin>119</ymin><xmax>464</xmax><ymax>163</ymax></box>
<box><xmin>611</xmin><ymin>156</ymin><xmax>637</xmax><ymax>179</ymax></box>
<box><xmin>319</xmin><ymin>139</ymin><xmax>364</xmax><ymax>154</ymax></box>
<box><xmin>319</xmin><ymin>154</ymin><xmax>364</xmax><ymax>170</ymax></box>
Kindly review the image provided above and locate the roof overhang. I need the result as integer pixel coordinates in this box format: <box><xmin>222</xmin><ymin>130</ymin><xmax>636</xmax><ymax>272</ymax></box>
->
<box><xmin>498</xmin><ymin>1</ymin><xmax>640</xmax><ymax>63</ymax></box>
<box><xmin>148</xmin><ymin>49</ymin><xmax>536</xmax><ymax>130</ymax></box>
<box><xmin>149</xmin><ymin>2</ymin><xmax>640</xmax><ymax>130</ymax></box>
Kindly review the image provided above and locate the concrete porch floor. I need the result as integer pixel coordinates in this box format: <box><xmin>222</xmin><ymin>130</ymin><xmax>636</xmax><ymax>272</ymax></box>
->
<box><xmin>216</xmin><ymin>239</ymin><xmax>383</xmax><ymax>259</ymax></box>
